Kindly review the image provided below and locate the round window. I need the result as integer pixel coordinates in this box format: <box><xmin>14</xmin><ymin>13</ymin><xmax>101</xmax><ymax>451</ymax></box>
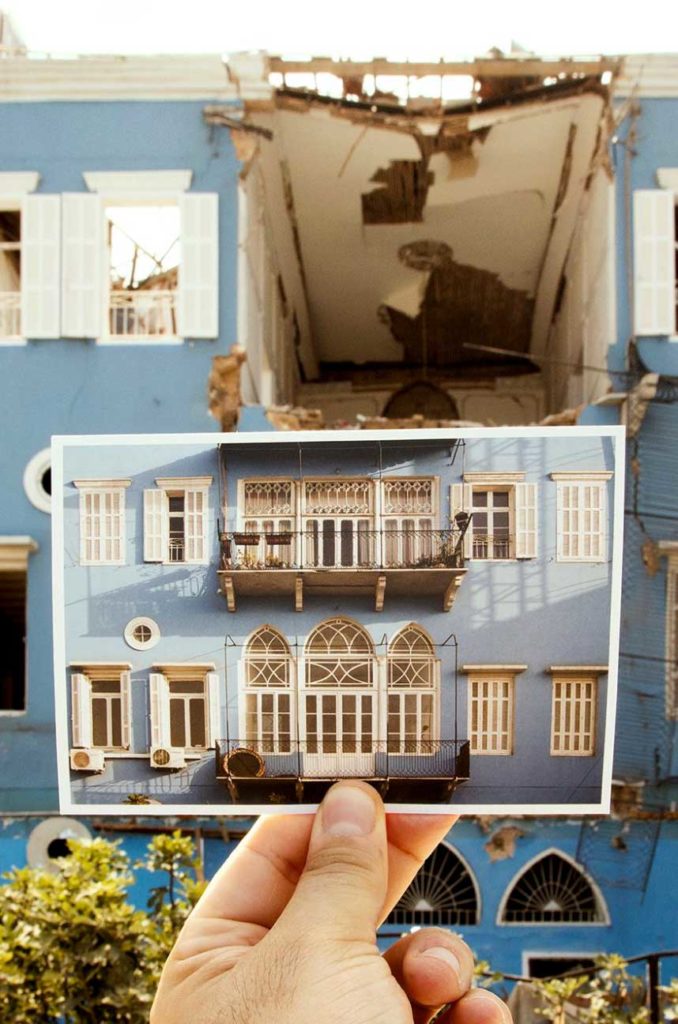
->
<box><xmin>124</xmin><ymin>616</ymin><xmax>160</xmax><ymax>651</ymax></box>
<box><xmin>23</xmin><ymin>447</ymin><xmax>52</xmax><ymax>513</ymax></box>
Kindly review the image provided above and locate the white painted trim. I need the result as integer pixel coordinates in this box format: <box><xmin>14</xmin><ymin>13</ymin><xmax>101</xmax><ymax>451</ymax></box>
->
<box><xmin>461</xmin><ymin>665</ymin><xmax>528</xmax><ymax>673</ymax></box>
<box><xmin>547</xmin><ymin>666</ymin><xmax>608</xmax><ymax>674</ymax></box>
<box><xmin>463</xmin><ymin>472</ymin><xmax>526</xmax><ymax>483</ymax></box>
<box><xmin>0</xmin><ymin>337</ymin><xmax>27</xmax><ymax>346</ymax></box>
<box><xmin>73</xmin><ymin>479</ymin><xmax>131</xmax><ymax>489</ymax></box>
<box><xmin>0</xmin><ymin>536</ymin><xmax>38</xmax><ymax>571</ymax></box>
<box><xmin>496</xmin><ymin>847</ymin><xmax>611</xmax><ymax>927</ymax></box>
<box><xmin>550</xmin><ymin>472</ymin><xmax>613</xmax><ymax>481</ymax></box>
<box><xmin>155</xmin><ymin>476</ymin><xmax>213</xmax><ymax>488</ymax></box>
<box><xmin>657</xmin><ymin>168</ymin><xmax>678</xmax><ymax>192</ymax></box>
<box><xmin>83</xmin><ymin>170</ymin><xmax>192</xmax><ymax>193</ymax></box>
<box><xmin>96</xmin><ymin>335</ymin><xmax>184</xmax><ymax>346</ymax></box>
<box><xmin>124</xmin><ymin>617</ymin><xmax>161</xmax><ymax>652</ymax></box>
<box><xmin>0</xmin><ymin>172</ymin><xmax>39</xmax><ymax>195</ymax></box>
<box><xmin>23</xmin><ymin>447</ymin><xmax>51</xmax><ymax>513</ymax></box>
<box><xmin>68</xmin><ymin>661</ymin><xmax>133</xmax><ymax>669</ymax></box>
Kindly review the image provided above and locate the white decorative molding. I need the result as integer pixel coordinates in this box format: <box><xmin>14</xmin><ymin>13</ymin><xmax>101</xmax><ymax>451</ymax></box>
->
<box><xmin>547</xmin><ymin>665</ymin><xmax>608</xmax><ymax>674</ymax></box>
<box><xmin>463</xmin><ymin>472</ymin><xmax>526</xmax><ymax>483</ymax></box>
<box><xmin>0</xmin><ymin>171</ymin><xmax>40</xmax><ymax>195</ymax></box>
<box><xmin>73</xmin><ymin>478</ymin><xmax>132</xmax><ymax>488</ymax></box>
<box><xmin>0</xmin><ymin>536</ymin><xmax>38</xmax><ymax>571</ymax></box>
<box><xmin>23</xmin><ymin>447</ymin><xmax>52</xmax><ymax>513</ymax></box>
<box><xmin>155</xmin><ymin>476</ymin><xmax>213</xmax><ymax>487</ymax></box>
<box><xmin>83</xmin><ymin>170</ymin><xmax>192</xmax><ymax>193</ymax></box>
<box><xmin>657</xmin><ymin>168</ymin><xmax>678</xmax><ymax>191</ymax></box>
<box><xmin>549</xmin><ymin>471</ymin><xmax>613</xmax><ymax>481</ymax></box>
<box><xmin>461</xmin><ymin>664</ymin><xmax>528</xmax><ymax>673</ymax></box>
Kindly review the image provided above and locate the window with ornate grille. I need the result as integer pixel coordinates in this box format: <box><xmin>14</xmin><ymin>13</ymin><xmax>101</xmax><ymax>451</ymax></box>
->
<box><xmin>386</xmin><ymin>844</ymin><xmax>479</xmax><ymax>926</ymax></box>
<box><xmin>387</xmin><ymin>626</ymin><xmax>438</xmax><ymax>753</ymax></box>
<box><xmin>244</xmin><ymin>627</ymin><xmax>292</xmax><ymax>753</ymax></box>
<box><xmin>383</xmin><ymin>478</ymin><xmax>436</xmax><ymax>568</ymax></box>
<box><xmin>551</xmin><ymin>676</ymin><xmax>597</xmax><ymax>755</ymax></box>
<box><xmin>501</xmin><ymin>851</ymin><xmax>606</xmax><ymax>924</ymax></box>
<box><xmin>302</xmin><ymin>479</ymin><xmax>374</xmax><ymax>569</ymax></box>
<box><xmin>468</xmin><ymin>673</ymin><xmax>515</xmax><ymax>755</ymax></box>
<box><xmin>76</xmin><ymin>481</ymin><xmax>130</xmax><ymax>565</ymax></box>
<box><xmin>553</xmin><ymin>474</ymin><xmax>611</xmax><ymax>562</ymax></box>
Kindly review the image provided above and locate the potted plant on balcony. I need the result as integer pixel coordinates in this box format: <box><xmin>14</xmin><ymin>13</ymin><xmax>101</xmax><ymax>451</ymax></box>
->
<box><xmin>232</xmin><ymin>531</ymin><xmax>261</xmax><ymax>545</ymax></box>
<box><xmin>264</xmin><ymin>531</ymin><xmax>293</xmax><ymax>545</ymax></box>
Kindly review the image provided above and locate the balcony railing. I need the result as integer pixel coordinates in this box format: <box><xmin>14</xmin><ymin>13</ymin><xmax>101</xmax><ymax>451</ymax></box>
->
<box><xmin>219</xmin><ymin>528</ymin><xmax>466</xmax><ymax>571</ymax></box>
<box><xmin>0</xmin><ymin>291</ymin><xmax>21</xmax><ymax>338</ymax></box>
<box><xmin>215</xmin><ymin>738</ymin><xmax>470</xmax><ymax>782</ymax></box>
<box><xmin>471</xmin><ymin>534</ymin><xmax>513</xmax><ymax>559</ymax></box>
<box><xmin>109</xmin><ymin>289</ymin><xmax>177</xmax><ymax>338</ymax></box>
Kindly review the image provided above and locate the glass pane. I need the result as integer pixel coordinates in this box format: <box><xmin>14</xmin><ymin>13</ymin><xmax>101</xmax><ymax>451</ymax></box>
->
<box><xmin>168</xmin><ymin>496</ymin><xmax>184</xmax><ymax>512</ymax></box>
<box><xmin>169</xmin><ymin>680</ymin><xmax>204</xmax><ymax>694</ymax></box>
<box><xmin>92</xmin><ymin>698</ymin><xmax>108</xmax><ymax>747</ymax></box>
<box><xmin>170</xmin><ymin>699</ymin><xmax>186</xmax><ymax>746</ymax></box>
<box><xmin>322</xmin><ymin>520</ymin><xmax>335</xmax><ymax>566</ymax></box>
<box><xmin>111</xmin><ymin>698</ymin><xmax>122</xmax><ymax>747</ymax></box>
<box><xmin>189</xmin><ymin>699</ymin><xmax>206</xmax><ymax>747</ymax></box>
<box><xmin>340</xmin><ymin>520</ymin><xmax>353</xmax><ymax>567</ymax></box>
<box><xmin>91</xmin><ymin>681</ymin><xmax>120</xmax><ymax>694</ymax></box>
<box><xmin>474</xmin><ymin>492</ymin><xmax>488</xmax><ymax>507</ymax></box>
<box><xmin>493</xmin><ymin>491</ymin><xmax>509</xmax><ymax>507</ymax></box>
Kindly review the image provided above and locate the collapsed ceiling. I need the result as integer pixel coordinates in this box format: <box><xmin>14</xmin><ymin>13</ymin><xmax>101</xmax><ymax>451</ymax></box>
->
<box><xmin>238</xmin><ymin>62</ymin><xmax>612</xmax><ymax>382</ymax></box>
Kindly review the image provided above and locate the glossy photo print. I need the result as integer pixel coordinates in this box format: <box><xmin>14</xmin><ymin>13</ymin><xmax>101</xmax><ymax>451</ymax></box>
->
<box><xmin>52</xmin><ymin>426</ymin><xmax>624</xmax><ymax>815</ymax></box>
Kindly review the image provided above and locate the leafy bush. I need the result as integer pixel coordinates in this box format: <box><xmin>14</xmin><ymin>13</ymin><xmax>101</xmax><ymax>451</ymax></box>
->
<box><xmin>0</xmin><ymin>830</ymin><xmax>206</xmax><ymax>1023</ymax></box>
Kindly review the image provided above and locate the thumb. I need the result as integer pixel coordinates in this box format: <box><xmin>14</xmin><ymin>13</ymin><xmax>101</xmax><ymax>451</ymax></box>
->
<box><xmin>277</xmin><ymin>780</ymin><xmax>387</xmax><ymax>944</ymax></box>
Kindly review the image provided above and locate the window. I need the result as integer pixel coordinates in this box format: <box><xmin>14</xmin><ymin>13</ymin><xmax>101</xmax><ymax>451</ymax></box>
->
<box><xmin>24</xmin><ymin>448</ymin><xmax>52</xmax><ymax>514</ymax></box>
<box><xmin>0</xmin><ymin>208</ymin><xmax>21</xmax><ymax>340</ymax></box>
<box><xmin>0</xmin><ymin>538</ymin><xmax>36</xmax><ymax>713</ymax></box>
<box><xmin>244</xmin><ymin>627</ymin><xmax>292</xmax><ymax>753</ymax></box>
<box><xmin>383</xmin><ymin>477</ymin><xmax>436</xmax><ymax>567</ymax></box>
<box><xmin>124</xmin><ymin>616</ymin><xmax>160</xmax><ymax>651</ymax></box>
<box><xmin>500</xmin><ymin>851</ymin><xmax>607</xmax><ymax>924</ymax></box>
<box><xmin>452</xmin><ymin>475</ymin><xmax>537</xmax><ymax>560</ymax></box>
<box><xmin>70</xmin><ymin>665</ymin><xmax>131</xmax><ymax>751</ymax></box>
<box><xmin>238</xmin><ymin>480</ymin><xmax>296</xmax><ymax>568</ymax></box>
<box><xmin>665</xmin><ymin>559</ymin><xmax>678</xmax><ymax>718</ymax></box>
<box><xmin>632</xmin><ymin>184</ymin><xmax>676</xmax><ymax>336</ymax></box>
<box><xmin>550</xmin><ymin>674</ymin><xmax>598</xmax><ymax>755</ymax></box>
<box><xmin>144</xmin><ymin>477</ymin><xmax>211</xmax><ymax>565</ymax></box>
<box><xmin>552</xmin><ymin>473</ymin><xmax>612</xmax><ymax>562</ymax></box>
<box><xmin>302</xmin><ymin>479</ymin><xmax>374</xmax><ymax>569</ymax></box>
<box><xmin>387</xmin><ymin>626</ymin><xmax>438</xmax><ymax>753</ymax></box>
<box><xmin>386</xmin><ymin>844</ymin><xmax>479</xmax><ymax>927</ymax></box>
<box><xmin>149</xmin><ymin>666</ymin><xmax>219</xmax><ymax>753</ymax></box>
<box><xmin>464</xmin><ymin>667</ymin><xmax>525</xmax><ymax>755</ymax></box>
<box><xmin>75</xmin><ymin>479</ymin><xmax>130</xmax><ymax>565</ymax></box>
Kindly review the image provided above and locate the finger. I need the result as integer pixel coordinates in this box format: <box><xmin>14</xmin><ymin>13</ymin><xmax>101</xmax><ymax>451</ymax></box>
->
<box><xmin>439</xmin><ymin>989</ymin><xmax>513</xmax><ymax>1024</ymax></box>
<box><xmin>383</xmin><ymin>928</ymin><xmax>475</xmax><ymax>1024</ymax></box>
<box><xmin>277</xmin><ymin>780</ymin><xmax>387</xmax><ymax>943</ymax></box>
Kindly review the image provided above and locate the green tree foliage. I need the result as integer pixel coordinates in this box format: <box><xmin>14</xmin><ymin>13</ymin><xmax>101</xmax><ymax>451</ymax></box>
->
<box><xmin>0</xmin><ymin>830</ymin><xmax>206</xmax><ymax>1023</ymax></box>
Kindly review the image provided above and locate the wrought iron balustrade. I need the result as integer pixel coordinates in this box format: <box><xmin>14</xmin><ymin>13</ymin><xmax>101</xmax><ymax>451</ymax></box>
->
<box><xmin>109</xmin><ymin>289</ymin><xmax>177</xmax><ymax>338</ymax></box>
<box><xmin>471</xmin><ymin>533</ymin><xmax>513</xmax><ymax>560</ymax></box>
<box><xmin>219</xmin><ymin>527</ymin><xmax>466</xmax><ymax>571</ymax></box>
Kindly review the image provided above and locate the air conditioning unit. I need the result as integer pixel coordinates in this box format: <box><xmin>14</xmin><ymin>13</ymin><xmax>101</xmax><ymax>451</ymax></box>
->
<box><xmin>150</xmin><ymin>746</ymin><xmax>186</xmax><ymax>769</ymax></box>
<box><xmin>70</xmin><ymin>748</ymin><xmax>106</xmax><ymax>772</ymax></box>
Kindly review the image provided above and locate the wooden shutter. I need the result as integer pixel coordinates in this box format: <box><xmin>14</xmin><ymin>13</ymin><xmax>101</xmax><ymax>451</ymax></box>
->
<box><xmin>206</xmin><ymin>671</ymin><xmax>221</xmax><ymax>746</ymax></box>
<box><xmin>120</xmin><ymin>671</ymin><xmax>132</xmax><ymax>749</ymax></box>
<box><xmin>61</xmin><ymin>193</ymin><xmax>103</xmax><ymax>338</ymax></box>
<box><xmin>149</xmin><ymin>672</ymin><xmax>171</xmax><ymax>748</ymax></box>
<box><xmin>451</xmin><ymin>483</ymin><xmax>473</xmax><ymax>558</ymax></box>
<box><xmin>185</xmin><ymin>487</ymin><xmax>208</xmax><ymax>563</ymax></box>
<box><xmin>71</xmin><ymin>673</ymin><xmax>92</xmax><ymax>747</ymax></box>
<box><xmin>21</xmin><ymin>194</ymin><xmax>61</xmax><ymax>338</ymax></box>
<box><xmin>177</xmin><ymin>193</ymin><xmax>218</xmax><ymax>338</ymax></box>
<box><xmin>633</xmin><ymin>190</ymin><xmax>675</xmax><ymax>336</ymax></box>
<box><xmin>515</xmin><ymin>483</ymin><xmax>538</xmax><ymax>558</ymax></box>
<box><xmin>143</xmin><ymin>489</ymin><xmax>166</xmax><ymax>562</ymax></box>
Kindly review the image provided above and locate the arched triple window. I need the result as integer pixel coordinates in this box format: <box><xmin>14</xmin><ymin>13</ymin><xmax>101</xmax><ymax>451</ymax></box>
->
<box><xmin>244</xmin><ymin>627</ymin><xmax>292</xmax><ymax>753</ymax></box>
<box><xmin>499</xmin><ymin>850</ymin><xmax>608</xmax><ymax>924</ymax></box>
<box><xmin>304</xmin><ymin>619</ymin><xmax>375</xmax><ymax>767</ymax></box>
<box><xmin>388</xmin><ymin>625</ymin><xmax>438</xmax><ymax>753</ymax></box>
<box><xmin>387</xmin><ymin>844</ymin><xmax>479</xmax><ymax>926</ymax></box>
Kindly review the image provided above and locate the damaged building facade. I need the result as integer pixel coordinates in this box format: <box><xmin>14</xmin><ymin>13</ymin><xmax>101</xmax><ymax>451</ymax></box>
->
<box><xmin>0</xmin><ymin>31</ymin><xmax>676</xmax><ymax>980</ymax></box>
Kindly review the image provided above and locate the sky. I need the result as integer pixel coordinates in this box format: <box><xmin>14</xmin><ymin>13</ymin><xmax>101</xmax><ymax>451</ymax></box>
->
<box><xmin>2</xmin><ymin>0</ymin><xmax>678</xmax><ymax>58</ymax></box>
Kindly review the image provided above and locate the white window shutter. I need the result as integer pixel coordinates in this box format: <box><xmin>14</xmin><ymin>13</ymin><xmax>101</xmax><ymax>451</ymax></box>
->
<box><xmin>633</xmin><ymin>189</ymin><xmax>675</xmax><ymax>336</ymax></box>
<box><xmin>185</xmin><ymin>487</ymin><xmax>208</xmax><ymax>563</ymax></box>
<box><xmin>61</xmin><ymin>193</ymin><xmax>103</xmax><ymax>338</ymax></box>
<box><xmin>149</xmin><ymin>673</ymin><xmax>171</xmax><ymax>748</ymax></box>
<box><xmin>206</xmin><ymin>671</ymin><xmax>221</xmax><ymax>746</ymax></box>
<box><xmin>556</xmin><ymin>483</ymin><xmax>565</xmax><ymax>561</ymax></box>
<box><xmin>451</xmin><ymin>483</ymin><xmax>473</xmax><ymax>558</ymax></box>
<box><xmin>120</xmin><ymin>671</ymin><xmax>132</xmax><ymax>749</ymax></box>
<box><xmin>21</xmin><ymin>194</ymin><xmax>61</xmax><ymax>338</ymax></box>
<box><xmin>177</xmin><ymin>193</ymin><xmax>218</xmax><ymax>338</ymax></box>
<box><xmin>71</xmin><ymin>673</ymin><xmax>92</xmax><ymax>747</ymax></box>
<box><xmin>515</xmin><ymin>483</ymin><xmax>538</xmax><ymax>558</ymax></box>
<box><xmin>143</xmin><ymin>489</ymin><xmax>166</xmax><ymax>562</ymax></box>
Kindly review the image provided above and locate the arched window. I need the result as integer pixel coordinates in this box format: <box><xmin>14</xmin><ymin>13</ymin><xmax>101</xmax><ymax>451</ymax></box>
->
<box><xmin>388</xmin><ymin>625</ymin><xmax>438</xmax><ymax>753</ymax></box>
<box><xmin>500</xmin><ymin>851</ymin><xmax>607</xmax><ymax>924</ymax></box>
<box><xmin>244</xmin><ymin>627</ymin><xmax>292</xmax><ymax>753</ymax></box>
<box><xmin>387</xmin><ymin>844</ymin><xmax>479</xmax><ymax>926</ymax></box>
<box><xmin>303</xmin><ymin>619</ymin><xmax>375</xmax><ymax>766</ymax></box>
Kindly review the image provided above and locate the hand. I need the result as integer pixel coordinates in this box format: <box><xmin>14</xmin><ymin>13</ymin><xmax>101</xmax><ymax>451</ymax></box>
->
<box><xmin>151</xmin><ymin>781</ymin><xmax>511</xmax><ymax>1024</ymax></box>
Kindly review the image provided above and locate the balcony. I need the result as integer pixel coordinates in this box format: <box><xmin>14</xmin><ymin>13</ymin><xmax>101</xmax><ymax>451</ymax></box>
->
<box><xmin>217</xmin><ymin>526</ymin><xmax>468</xmax><ymax>612</ymax></box>
<box><xmin>215</xmin><ymin>738</ymin><xmax>470</xmax><ymax>804</ymax></box>
<box><xmin>0</xmin><ymin>291</ymin><xmax>21</xmax><ymax>339</ymax></box>
<box><xmin>108</xmin><ymin>289</ymin><xmax>177</xmax><ymax>339</ymax></box>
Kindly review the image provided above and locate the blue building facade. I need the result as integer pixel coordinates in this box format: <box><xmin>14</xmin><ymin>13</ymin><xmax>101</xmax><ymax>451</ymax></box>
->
<box><xmin>0</xmin><ymin>46</ymin><xmax>675</xmax><ymax>987</ymax></box>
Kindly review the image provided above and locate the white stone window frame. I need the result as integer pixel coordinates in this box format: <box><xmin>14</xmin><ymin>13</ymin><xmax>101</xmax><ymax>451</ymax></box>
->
<box><xmin>549</xmin><ymin>670</ymin><xmax>599</xmax><ymax>757</ymax></box>
<box><xmin>0</xmin><ymin>536</ymin><xmax>38</xmax><ymax>717</ymax></box>
<box><xmin>124</xmin><ymin>616</ymin><xmax>160</xmax><ymax>652</ymax></box>
<box><xmin>63</xmin><ymin>170</ymin><xmax>218</xmax><ymax>345</ymax></box>
<box><xmin>241</xmin><ymin>626</ymin><xmax>295</xmax><ymax>754</ymax></box>
<box><xmin>463</xmin><ymin>665</ymin><xmax>527</xmax><ymax>756</ymax></box>
<box><xmin>150</xmin><ymin>662</ymin><xmax>220</xmax><ymax>756</ymax></box>
<box><xmin>69</xmin><ymin>662</ymin><xmax>132</xmax><ymax>756</ymax></box>
<box><xmin>551</xmin><ymin>471</ymin><xmax>613</xmax><ymax>563</ymax></box>
<box><xmin>633</xmin><ymin>171</ymin><xmax>678</xmax><ymax>340</ymax></box>
<box><xmin>496</xmin><ymin>847</ymin><xmax>611</xmax><ymax>928</ymax></box>
<box><xmin>387</xmin><ymin>625</ymin><xmax>440</xmax><ymax>754</ymax></box>
<box><xmin>74</xmin><ymin>479</ymin><xmax>131</xmax><ymax>566</ymax></box>
<box><xmin>143</xmin><ymin>476</ymin><xmax>212</xmax><ymax>566</ymax></box>
<box><xmin>452</xmin><ymin>473</ymin><xmax>538</xmax><ymax>561</ymax></box>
